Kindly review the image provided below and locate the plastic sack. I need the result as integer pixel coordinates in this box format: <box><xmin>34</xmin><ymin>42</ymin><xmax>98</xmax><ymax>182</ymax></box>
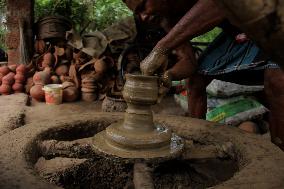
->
<box><xmin>206</xmin><ymin>79</ymin><xmax>264</xmax><ymax>97</ymax></box>
<box><xmin>206</xmin><ymin>96</ymin><xmax>268</xmax><ymax>126</ymax></box>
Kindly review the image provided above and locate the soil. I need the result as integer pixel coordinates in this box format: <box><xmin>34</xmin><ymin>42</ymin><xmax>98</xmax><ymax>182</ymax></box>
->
<box><xmin>0</xmin><ymin>94</ymin><xmax>283</xmax><ymax>189</ymax></box>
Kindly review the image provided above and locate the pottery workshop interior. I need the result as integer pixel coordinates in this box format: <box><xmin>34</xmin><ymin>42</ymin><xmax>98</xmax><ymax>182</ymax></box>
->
<box><xmin>0</xmin><ymin>0</ymin><xmax>283</xmax><ymax>189</ymax></box>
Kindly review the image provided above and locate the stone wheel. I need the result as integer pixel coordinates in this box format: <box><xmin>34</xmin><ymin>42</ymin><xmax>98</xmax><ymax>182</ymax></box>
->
<box><xmin>0</xmin><ymin>113</ymin><xmax>283</xmax><ymax>189</ymax></box>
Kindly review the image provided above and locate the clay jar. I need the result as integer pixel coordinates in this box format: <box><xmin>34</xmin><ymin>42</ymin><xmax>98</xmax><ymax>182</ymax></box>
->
<box><xmin>12</xmin><ymin>83</ymin><xmax>24</xmax><ymax>93</ymax></box>
<box><xmin>0</xmin><ymin>66</ymin><xmax>10</xmax><ymax>76</ymax></box>
<box><xmin>16</xmin><ymin>64</ymin><xmax>27</xmax><ymax>75</ymax></box>
<box><xmin>62</xmin><ymin>82</ymin><xmax>78</xmax><ymax>102</ymax></box>
<box><xmin>123</xmin><ymin>74</ymin><xmax>159</xmax><ymax>105</ymax></box>
<box><xmin>30</xmin><ymin>84</ymin><xmax>45</xmax><ymax>101</ymax></box>
<box><xmin>55</xmin><ymin>64</ymin><xmax>69</xmax><ymax>76</ymax></box>
<box><xmin>2</xmin><ymin>72</ymin><xmax>15</xmax><ymax>85</ymax></box>
<box><xmin>50</xmin><ymin>75</ymin><xmax>60</xmax><ymax>84</ymax></box>
<box><xmin>0</xmin><ymin>84</ymin><xmax>12</xmax><ymax>95</ymax></box>
<box><xmin>42</xmin><ymin>53</ymin><xmax>55</xmax><ymax>68</ymax></box>
<box><xmin>33</xmin><ymin>70</ymin><xmax>50</xmax><ymax>85</ymax></box>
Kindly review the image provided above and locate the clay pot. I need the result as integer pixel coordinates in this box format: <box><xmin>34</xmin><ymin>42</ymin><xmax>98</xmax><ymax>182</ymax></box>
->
<box><xmin>62</xmin><ymin>81</ymin><xmax>75</xmax><ymax>89</ymax></box>
<box><xmin>123</xmin><ymin>74</ymin><xmax>159</xmax><ymax>105</ymax></box>
<box><xmin>238</xmin><ymin>121</ymin><xmax>260</xmax><ymax>134</ymax></box>
<box><xmin>14</xmin><ymin>73</ymin><xmax>26</xmax><ymax>83</ymax></box>
<box><xmin>50</xmin><ymin>75</ymin><xmax>61</xmax><ymax>84</ymax></box>
<box><xmin>12</xmin><ymin>83</ymin><xmax>24</xmax><ymax>93</ymax></box>
<box><xmin>0</xmin><ymin>66</ymin><xmax>10</xmax><ymax>76</ymax></box>
<box><xmin>16</xmin><ymin>64</ymin><xmax>27</xmax><ymax>74</ymax></box>
<box><xmin>33</xmin><ymin>71</ymin><xmax>50</xmax><ymax>85</ymax></box>
<box><xmin>82</xmin><ymin>92</ymin><xmax>97</xmax><ymax>102</ymax></box>
<box><xmin>30</xmin><ymin>84</ymin><xmax>45</xmax><ymax>101</ymax></box>
<box><xmin>55</xmin><ymin>65</ymin><xmax>69</xmax><ymax>76</ymax></box>
<box><xmin>8</xmin><ymin>64</ymin><xmax>17</xmax><ymax>72</ymax></box>
<box><xmin>42</xmin><ymin>53</ymin><xmax>55</xmax><ymax>68</ymax></box>
<box><xmin>0</xmin><ymin>84</ymin><xmax>12</xmax><ymax>95</ymax></box>
<box><xmin>2</xmin><ymin>72</ymin><xmax>15</xmax><ymax>85</ymax></box>
<box><xmin>63</xmin><ymin>86</ymin><xmax>78</xmax><ymax>102</ymax></box>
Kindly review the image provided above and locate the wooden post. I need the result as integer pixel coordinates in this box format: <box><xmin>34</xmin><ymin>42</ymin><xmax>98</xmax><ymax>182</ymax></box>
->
<box><xmin>6</xmin><ymin>0</ymin><xmax>34</xmax><ymax>65</ymax></box>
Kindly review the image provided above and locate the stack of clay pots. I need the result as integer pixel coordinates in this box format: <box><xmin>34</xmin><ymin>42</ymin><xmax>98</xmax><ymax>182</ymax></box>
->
<box><xmin>0</xmin><ymin>65</ymin><xmax>28</xmax><ymax>95</ymax></box>
<box><xmin>30</xmin><ymin>68</ymin><xmax>51</xmax><ymax>101</ymax></box>
<box><xmin>81</xmin><ymin>77</ymin><xmax>97</xmax><ymax>102</ymax></box>
<box><xmin>62</xmin><ymin>81</ymin><xmax>79</xmax><ymax>102</ymax></box>
<box><xmin>13</xmin><ymin>65</ymin><xmax>27</xmax><ymax>93</ymax></box>
<box><xmin>0</xmin><ymin>65</ymin><xmax>14</xmax><ymax>95</ymax></box>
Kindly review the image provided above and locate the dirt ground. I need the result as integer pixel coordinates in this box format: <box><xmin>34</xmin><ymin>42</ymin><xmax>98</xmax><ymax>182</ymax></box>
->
<box><xmin>0</xmin><ymin>93</ymin><xmax>283</xmax><ymax>189</ymax></box>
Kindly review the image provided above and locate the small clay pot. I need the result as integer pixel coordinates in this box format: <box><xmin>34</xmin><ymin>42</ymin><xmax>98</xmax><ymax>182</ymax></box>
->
<box><xmin>81</xmin><ymin>87</ymin><xmax>96</xmax><ymax>93</ymax></box>
<box><xmin>82</xmin><ymin>92</ymin><xmax>97</xmax><ymax>102</ymax></box>
<box><xmin>94</xmin><ymin>58</ymin><xmax>107</xmax><ymax>73</ymax></box>
<box><xmin>12</xmin><ymin>83</ymin><xmax>24</xmax><ymax>93</ymax></box>
<box><xmin>42</xmin><ymin>53</ymin><xmax>55</xmax><ymax>68</ymax></box>
<box><xmin>16</xmin><ymin>64</ymin><xmax>27</xmax><ymax>74</ymax></box>
<box><xmin>14</xmin><ymin>73</ymin><xmax>26</xmax><ymax>83</ymax></box>
<box><xmin>55</xmin><ymin>65</ymin><xmax>69</xmax><ymax>76</ymax></box>
<box><xmin>0</xmin><ymin>66</ymin><xmax>10</xmax><ymax>76</ymax></box>
<box><xmin>30</xmin><ymin>84</ymin><xmax>45</xmax><ymax>101</ymax></box>
<box><xmin>2</xmin><ymin>72</ymin><xmax>15</xmax><ymax>85</ymax></box>
<box><xmin>50</xmin><ymin>75</ymin><xmax>61</xmax><ymax>84</ymax></box>
<box><xmin>62</xmin><ymin>81</ymin><xmax>75</xmax><ymax>89</ymax></box>
<box><xmin>33</xmin><ymin>71</ymin><xmax>50</xmax><ymax>85</ymax></box>
<box><xmin>63</xmin><ymin>86</ymin><xmax>78</xmax><ymax>102</ymax></box>
<box><xmin>0</xmin><ymin>84</ymin><xmax>12</xmax><ymax>95</ymax></box>
<box><xmin>8</xmin><ymin>64</ymin><xmax>17</xmax><ymax>72</ymax></box>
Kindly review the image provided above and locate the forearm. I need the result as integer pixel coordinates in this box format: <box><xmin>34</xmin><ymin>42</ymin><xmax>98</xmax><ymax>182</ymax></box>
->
<box><xmin>157</xmin><ymin>0</ymin><xmax>225</xmax><ymax>50</ymax></box>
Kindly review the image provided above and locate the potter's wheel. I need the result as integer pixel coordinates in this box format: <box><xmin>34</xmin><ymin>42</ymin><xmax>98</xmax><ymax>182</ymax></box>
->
<box><xmin>93</xmin><ymin>74</ymin><xmax>184</xmax><ymax>160</ymax></box>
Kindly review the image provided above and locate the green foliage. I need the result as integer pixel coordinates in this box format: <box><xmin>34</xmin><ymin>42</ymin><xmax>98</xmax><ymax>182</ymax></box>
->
<box><xmin>0</xmin><ymin>0</ymin><xmax>6</xmax><ymax>50</ymax></box>
<box><xmin>192</xmin><ymin>27</ymin><xmax>222</xmax><ymax>43</ymax></box>
<box><xmin>94</xmin><ymin>0</ymin><xmax>131</xmax><ymax>30</ymax></box>
<box><xmin>35</xmin><ymin>0</ymin><xmax>131</xmax><ymax>32</ymax></box>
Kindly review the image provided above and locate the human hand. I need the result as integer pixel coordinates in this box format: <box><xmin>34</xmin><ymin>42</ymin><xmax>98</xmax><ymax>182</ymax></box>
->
<box><xmin>157</xmin><ymin>70</ymin><xmax>172</xmax><ymax>103</ymax></box>
<box><xmin>140</xmin><ymin>47</ymin><xmax>169</xmax><ymax>76</ymax></box>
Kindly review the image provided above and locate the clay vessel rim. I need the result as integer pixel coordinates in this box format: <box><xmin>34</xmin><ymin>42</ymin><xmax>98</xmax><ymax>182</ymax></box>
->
<box><xmin>125</xmin><ymin>74</ymin><xmax>158</xmax><ymax>80</ymax></box>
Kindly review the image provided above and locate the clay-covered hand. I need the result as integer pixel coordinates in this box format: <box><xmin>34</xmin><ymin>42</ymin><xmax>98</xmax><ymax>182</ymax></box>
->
<box><xmin>157</xmin><ymin>71</ymin><xmax>172</xmax><ymax>103</ymax></box>
<box><xmin>140</xmin><ymin>47</ymin><xmax>169</xmax><ymax>76</ymax></box>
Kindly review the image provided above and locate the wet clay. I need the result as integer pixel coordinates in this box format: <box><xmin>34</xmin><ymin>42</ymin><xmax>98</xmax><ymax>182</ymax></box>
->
<box><xmin>93</xmin><ymin>74</ymin><xmax>184</xmax><ymax>159</ymax></box>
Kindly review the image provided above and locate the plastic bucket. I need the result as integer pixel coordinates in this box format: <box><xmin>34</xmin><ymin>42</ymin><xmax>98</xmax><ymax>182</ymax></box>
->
<box><xmin>43</xmin><ymin>84</ymin><xmax>63</xmax><ymax>105</ymax></box>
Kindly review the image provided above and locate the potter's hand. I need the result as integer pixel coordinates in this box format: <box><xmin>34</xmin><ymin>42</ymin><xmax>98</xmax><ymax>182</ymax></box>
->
<box><xmin>158</xmin><ymin>71</ymin><xmax>172</xmax><ymax>103</ymax></box>
<box><xmin>140</xmin><ymin>47</ymin><xmax>169</xmax><ymax>76</ymax></box>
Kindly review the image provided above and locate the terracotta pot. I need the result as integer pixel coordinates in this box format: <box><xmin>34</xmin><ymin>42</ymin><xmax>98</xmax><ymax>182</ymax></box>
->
<box><xmin>12</xmin><ymin>83</ymin><xmax>24</xmax><ymax>93</ymax></box>
<box><xmin>2</xmin><ymin>72</ymin><xmax>15</xmax><ymax>85</ymax></box>
<box><xmin>62</xmin><ymin>81</ymin><xmax>75</xmax><ymax>89</ymax></box>
<box><xmin>50</xmin><ymin>75</ymin><xmax>60</xmax><ymax>84</ymax></box>
<box><xmin>0</xmin><ymin>84</ymin><xmax>12</xmax><ymax>95</ymax></box>
<box><xmin>14</xmin><ymin>73</ymin><xmax>26</xmax><ymax>83</ymax></box>
<box><xmin>82</xmin><ymin>92</ymin><xmax>97</xmax><ymax>102</ymax></box>
<box><xmin>33</xmin><ymin>71</ymin><xmax>50</xmax><ymax>85</ymax></box>
<box><xmin>16</xmin><ymin>64</ymin><xmax>27</xmax><ymax>74</ymax></box>
<box><xmin>123</xmin><ymin>74</ymin><xmax>159</xmax><ymax>105</ymax></box>
<box><xmin>42</xmin><ymin>53</ymin><xmax>55</xmax><ymax>68</ymax></box>
<box><xmin>63</xmin><ymin>86</ymin><xmax>78</xmax><ymax>102</ymax></box>
<box><xmin>30</xmin><ymin>84</ymin><xmax>45</xmax><ymax>101</ymax></box>
<box><xmin>55</xmin><ymin>65</ymin><xmax>69</xmax><ymax>76</ymax></box>
<box><xmin>8</xmin><ymin>64</ymin><xmax>17</xmax><ymax>72</ymax></box>
<box><xmin>0</xmin><ymin>66</ymin><xmax>10</xmax><ymax>76</ymax></box>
